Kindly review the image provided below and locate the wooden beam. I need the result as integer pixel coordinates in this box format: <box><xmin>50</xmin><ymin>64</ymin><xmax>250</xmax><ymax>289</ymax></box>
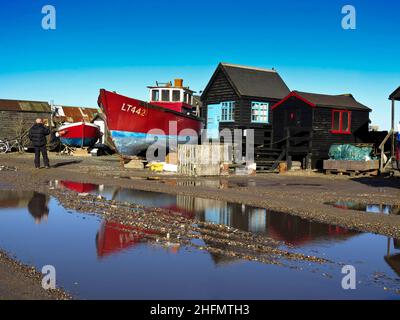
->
<box><xmin>391</xmin><ymin>99</ymin><xmax>395</xmax><ymax>160</ymax></box>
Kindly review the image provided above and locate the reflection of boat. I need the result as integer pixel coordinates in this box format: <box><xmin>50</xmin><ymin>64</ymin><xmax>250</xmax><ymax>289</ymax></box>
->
<box><xmin>97</xmin><ymin>82</ymin><xmax>203</xmax><ymax>156</ymax></box>
<box><xmin>96</xmin><ymin>221</ymin><xmax>152</xmax><ymax>258</ymax></box>
<box><xmin>58</xmin><ymin>122</ymin><xmax>101</xmax><ymax>148</ymax></box>
<box><xmin>95</xmin><ymin>220</ymin><xmax>180</xmax><ymax>258</ymax></box>
<box><xmin>59</xmin><ymin>181</ymin><xmax>98</xmax><ymax>193</ymax></box>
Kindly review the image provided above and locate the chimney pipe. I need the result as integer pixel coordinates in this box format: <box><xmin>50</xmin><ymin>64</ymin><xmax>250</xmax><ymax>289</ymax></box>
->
<box><xmin>174</xmin><ymin>79</ymin><xmax>183</xmax><ymax>88</ymax></box>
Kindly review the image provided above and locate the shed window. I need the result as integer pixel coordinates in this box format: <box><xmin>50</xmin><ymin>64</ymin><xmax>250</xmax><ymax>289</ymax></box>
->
<box><xmin>161</xmin><ymin>90</ymin><xmax>170</xmax><ymax>102</ymax></box>
<box><xmin>221</xmin><ymin>101</ymin><xmax>235</xmax><ymax>122</ymax></box>
<box><xmin>151</xmin><ymin>90</ymin><xmax>160</xmax><ymax>102</ymax></box>
<box><xmin>251</xmin><ymin>102</ymin><xmax>269</xmax><ymax>123</ymax></box>
<box><xmin>331</xmin><ymin>110</ymin><xmax>351</xmax><ymax>134</ymax></box>
<box><xmin>172</xmin><ymin>90</ymin><xmax>181</xmax><ymax>102</ymax></box>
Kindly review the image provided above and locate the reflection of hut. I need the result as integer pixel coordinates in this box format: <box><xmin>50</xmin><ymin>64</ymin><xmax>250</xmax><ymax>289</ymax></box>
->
<box><xmin>265</xmin><ymin>211</ymin><xmax>360</xmax><ymax>246</ymax></box>
<box><xmin>0</xmin><ymin>190</ymin><xmax>34</xmax><ymax>208</ymax></box>
<box><xmin>384</xmin><ymin>238</ymin><xmax>400</xmax><ymax>277</ymax></box>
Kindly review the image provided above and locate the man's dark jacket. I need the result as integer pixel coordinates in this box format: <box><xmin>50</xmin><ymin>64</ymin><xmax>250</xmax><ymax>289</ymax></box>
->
<box><xmin>29</xmin><ymin>124</ymin><xmax>50</xmax><ymax>147</ymax></box>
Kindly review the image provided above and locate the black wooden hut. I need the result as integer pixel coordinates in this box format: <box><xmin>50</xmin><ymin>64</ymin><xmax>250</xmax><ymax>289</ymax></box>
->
<box><xmin>271</xmin><ymin>91</ymin><xmax>372</xmax><ymax>168</ymax></box>
<box><xmin>200</xmin><ymin>63</ymin><xmax>290</xmax><ymax>148</ymax></box>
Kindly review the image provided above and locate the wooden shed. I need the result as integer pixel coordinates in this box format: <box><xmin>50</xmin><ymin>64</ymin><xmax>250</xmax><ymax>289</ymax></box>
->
<box><xmin>0</xmin><ymin>99</ymin><xmax>51</xmax><ymax>141</ymax></box>
<box><xmin>200</xmin><ymin>63</ymin><xmax>290</xmax><ymax>148</ymax></box>
<box><xmin>271</xmin><ymin>91</ymin><xmax>371</xmax><ymax>168</ymax></box>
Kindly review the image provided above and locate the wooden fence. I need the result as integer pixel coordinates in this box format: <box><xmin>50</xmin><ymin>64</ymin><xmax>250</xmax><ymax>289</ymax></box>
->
<box><xmin>178</xmin><ymin>144</ymin><xmax>232</xmax><ymax>176</ymax></box>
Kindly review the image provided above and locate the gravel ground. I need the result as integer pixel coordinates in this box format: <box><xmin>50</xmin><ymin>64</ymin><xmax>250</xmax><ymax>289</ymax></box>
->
<box><xmin>0</xmin><ymin>250</ymin><xmax>71</xmax><ymax>300</ymax></box>
<box><xmin>0</xmin><ymin>152</ymin><xmax>400</xmax><ymax>299</ymax></box>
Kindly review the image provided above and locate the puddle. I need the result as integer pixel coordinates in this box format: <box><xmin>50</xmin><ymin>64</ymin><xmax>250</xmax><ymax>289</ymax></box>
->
<box><xmin>164</xmin><ymin>179</ymin><xmax>323</xmax><ymax>189</ymax></box>
<box><xmin>326</xmin><ymin>201</ymin><xmax>400</xmax><ymax>215</ymax></box>
<box><xmin>0</xmin><ymin>186</ymin><xmax>399</xmax><ymax>299</ymax></box>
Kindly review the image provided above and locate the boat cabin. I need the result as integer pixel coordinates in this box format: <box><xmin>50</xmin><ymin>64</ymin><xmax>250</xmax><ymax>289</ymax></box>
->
<box><xmin>148</xmin><ymin>79</ymin><xmax>197</xmax><ymax>115</ymax></box>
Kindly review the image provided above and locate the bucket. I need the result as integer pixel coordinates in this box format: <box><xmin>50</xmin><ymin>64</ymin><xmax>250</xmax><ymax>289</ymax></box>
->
<box><xmin>278</xmin><ymin>162</ymin><xmax>287</xmax><ymax>173</ymax></box>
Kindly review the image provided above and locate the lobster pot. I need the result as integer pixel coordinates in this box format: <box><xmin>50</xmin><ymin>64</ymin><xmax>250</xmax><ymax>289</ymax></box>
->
<box><xmin>178</xmin><ymin>144</ymin><xmax>232</xmax><ymax>176</ymax></box>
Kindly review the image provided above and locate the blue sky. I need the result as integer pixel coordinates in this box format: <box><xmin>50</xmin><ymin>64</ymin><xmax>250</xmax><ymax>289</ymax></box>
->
<box><xmin>0</xmin><ymin>0</ymin><xmax>399</xmax><ymax>129</ymax></box>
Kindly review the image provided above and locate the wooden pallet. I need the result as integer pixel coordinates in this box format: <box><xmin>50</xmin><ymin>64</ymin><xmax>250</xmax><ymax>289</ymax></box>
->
<box><xmin>323</xmin><ymin>160</ymin><xmax>379</xmax><ymax>177</ymax></box>
<box><xmin>325</xmin><ymin>169</ymin><xmax>379</xmax><ymax>177</ymax></box>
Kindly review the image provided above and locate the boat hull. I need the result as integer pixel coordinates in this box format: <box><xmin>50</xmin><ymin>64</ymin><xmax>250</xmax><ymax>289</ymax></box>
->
<box><xmin>98</xmin><ymin>89</ymin><xmax>203</xmax><ymax>156</ymax></box>
<box><xmin>58</xmin><ymin>122</ymin><xmax>100</xmax><ymax>148</ymax></box>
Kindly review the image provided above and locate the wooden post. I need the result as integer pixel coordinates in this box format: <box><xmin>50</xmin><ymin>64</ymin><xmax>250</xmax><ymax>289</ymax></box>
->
<box><xmin>286</xmin><ymin>128</ymin><xmax>292</xmax><ymax>170</ymax></box>
<box><xmin>391</xmin><ymin>99</ymin><xmax>395</xmax><ymax>161</ymax></box>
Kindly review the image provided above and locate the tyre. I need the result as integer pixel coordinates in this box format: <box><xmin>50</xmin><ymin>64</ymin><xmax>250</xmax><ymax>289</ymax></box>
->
<box><xmin>0</xmin><ymin>143</ymin><xmax>8</xmax><ymax>153</ymax></box>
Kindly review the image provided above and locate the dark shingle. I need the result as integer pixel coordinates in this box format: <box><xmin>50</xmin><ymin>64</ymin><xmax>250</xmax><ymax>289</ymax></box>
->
<box><xmin>294</xmin><ymin>91</ymin><xmax>371</xmax><ymax>111</ymax></box>
<box><xmin>221</xmin><ymin>63</ymin><xmax>290</xmax><ymax>100</ymax></box>
<box><xmin>389</xmin><ymin>87</ymin><xmax>400</xmax><ymax>101</ymax></box>
<box><xmin>0</xmin><ymin>99</ymin><xmax>51</xmax><ymax>112</ymax></box>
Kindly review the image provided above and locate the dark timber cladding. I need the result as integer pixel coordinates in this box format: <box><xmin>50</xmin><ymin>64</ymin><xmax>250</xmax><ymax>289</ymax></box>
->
<box><xmin>200</xmin><ymin>63</ymin><xmax>290</xmax><ymax>147</ymax></box>
<box><xmin>0</xmin><ymin>99</ymin><xmax>51</xmax><ymax>140</ymax></box>
<box><xmin>272</xmin><ymin>91</ymin><xmax>371</xmax><ymax>168</ymax></box>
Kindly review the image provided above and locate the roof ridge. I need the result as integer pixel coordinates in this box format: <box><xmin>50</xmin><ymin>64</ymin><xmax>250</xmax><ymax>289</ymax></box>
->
<box><xmin>0</xmin><ymin>98</ymin><xmax>49</xmax><ymax>104</ymax></box>
<box><xmin>221</xmin><ymin>62</ymin><xmax>277</xmax><ymax>73</ymax></box>
<box><xmin>295</xmin><ymin>90</ymin><xmax>355</xmax><ymax>98</ymax></box>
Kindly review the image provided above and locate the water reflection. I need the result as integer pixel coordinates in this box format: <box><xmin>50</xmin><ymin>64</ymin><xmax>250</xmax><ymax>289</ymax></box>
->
<box><xmin>0</xmin><ymin>190</ymin><xmax>34</xmax><ymax>208</ymax></box>
<box><xmin>27</xmin><ymin>192</ymin><xmax>49</xmax><ymax>224</ymax></box>
<box><xmin>95</xmin><ymin>221</ymin><xmax>180</xmax><ymax>259</ymax></box>
<box><xmin>0</xmin><ymin>190</ymin><xmax>49</xmax><ymax>224</ymax></box>
<box><xmin>57</xmin><ymin>181</ymin><xmax>359</xmax><ymax>247</ymax></box>
<box><xmin>327</xmin><ymin>201</ymin><xmax>400</xmax><ymax>215</ymax></box>
<box><xmin>1</xmin><ymin>189</ymin><xmax>400</xmax><ymax>299</ymax></box>
<box><xmin>385</xmin><ymin>238</ymin><xmax>400</xmax><ymax>277</ymax></box>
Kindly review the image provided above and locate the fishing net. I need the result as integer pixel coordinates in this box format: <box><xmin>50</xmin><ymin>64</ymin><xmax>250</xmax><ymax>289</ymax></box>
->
<box><xmin>328</xmin><ymin>144</ymin><xmax>374</xmax><ymax>161</ymax></box>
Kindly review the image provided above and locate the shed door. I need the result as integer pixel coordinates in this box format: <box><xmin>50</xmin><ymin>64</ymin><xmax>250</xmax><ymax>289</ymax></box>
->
<box><xmin>285</xmin><ymin>109</ymin><xmax>301</xmax><ymax>127</ymax></box>
<box><xmin>206</xmin><ymin>103</ymin><xmax>221</xmax><ymax>140</ymax></box>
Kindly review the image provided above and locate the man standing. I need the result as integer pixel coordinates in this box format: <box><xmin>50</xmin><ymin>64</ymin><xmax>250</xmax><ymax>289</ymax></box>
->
<box><xmin>29</xmin><ymin>118</ymin><xmax>51</xmax><ymax>169</ymax></box>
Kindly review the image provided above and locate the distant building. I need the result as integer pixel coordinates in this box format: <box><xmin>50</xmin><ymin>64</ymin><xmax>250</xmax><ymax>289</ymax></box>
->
<box><xmin>53</xmin><ymin>105</ymin><xmax>100</xmax><ymax>123</ymax></box>
<box><xmin>0</xmin><ymin>99</ymin><xmax>51</xmax><ymax>140</ymax></box>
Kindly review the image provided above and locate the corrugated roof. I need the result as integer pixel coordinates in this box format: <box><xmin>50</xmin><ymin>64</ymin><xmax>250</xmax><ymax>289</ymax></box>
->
<box><xmin>221</xmin><ymin>63</ymin><xmax>290</xmax><ymax>99</ymax></box>
<box><xmin>389</xmin><ymin>87</ymin><xmax>400</xmax><ymax>101</ymax></box>
<box><xmin>293</xmin><ymin>91</ymin><xmax>371</xmax><ymax>111</ymax></box>
<box><xmin>54</xmin><ymin>106</ymin><xmax>100</xmax><ymax>123</ymax></box>
<box><xmin>0</xmin><ymin>99</ymin><xmax>51</xmax><ymax>112</ymax></box>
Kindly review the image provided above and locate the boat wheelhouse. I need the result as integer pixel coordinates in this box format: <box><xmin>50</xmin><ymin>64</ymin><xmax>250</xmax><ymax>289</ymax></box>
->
<box><xmin>148</xmin><ymin>79</ymin><xmax>199</xmax><ymax>116</ymax></box>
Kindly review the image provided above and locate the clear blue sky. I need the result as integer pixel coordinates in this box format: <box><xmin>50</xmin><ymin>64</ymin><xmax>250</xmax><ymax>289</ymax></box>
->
<box><xmin>0</xmin><ymin>0</ymin><xmax>399</xmax><ymax>129</ymax></box>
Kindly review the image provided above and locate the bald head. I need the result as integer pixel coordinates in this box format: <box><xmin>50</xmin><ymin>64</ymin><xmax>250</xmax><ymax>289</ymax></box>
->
<box><xmin>35</xmin><ymin>118</ymin><xmax>43</xmax><ymax>124</ymax></box>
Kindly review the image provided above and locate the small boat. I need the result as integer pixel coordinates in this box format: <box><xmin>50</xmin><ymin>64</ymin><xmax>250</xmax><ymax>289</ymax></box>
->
<box><xmin>58</xmin><ymin>122</ymin><xmax>101</xmax><ymax>148</ymax></box>
<box><xmin>97</xmin><ymin>79</ymin><xmax>203</xmax><ymax>156</ymax></box>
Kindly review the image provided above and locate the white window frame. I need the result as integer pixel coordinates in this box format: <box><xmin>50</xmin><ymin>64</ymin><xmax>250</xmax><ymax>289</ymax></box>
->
<box><xmin>221</xmin><ymin>101</ymin><xmax>235</xmax><ymax>122</ymax></box>
<box><xmin>251</xmin><ymin>101</ymin><xmax>269</xmax><ymax>123</ymax></box>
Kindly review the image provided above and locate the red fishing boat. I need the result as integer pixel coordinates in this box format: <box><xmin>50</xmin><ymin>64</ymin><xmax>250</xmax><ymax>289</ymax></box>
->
<box><xmin>97</xmin><ymin>79</ymin><xmax>203</xmax><ymax>156</ymax></box>
<box><xmin>58</xmin><ymin>122</ymin><xmax>101</xmax><ymax>148</ymax></box>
